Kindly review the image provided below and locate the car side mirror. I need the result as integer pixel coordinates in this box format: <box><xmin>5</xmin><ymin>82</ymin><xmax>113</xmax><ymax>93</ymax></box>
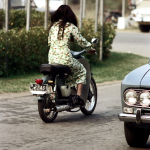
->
<box><xmin>91</xmin><ymin>38</ymin><xmax>99</xmax><ymax>44</ymax></box>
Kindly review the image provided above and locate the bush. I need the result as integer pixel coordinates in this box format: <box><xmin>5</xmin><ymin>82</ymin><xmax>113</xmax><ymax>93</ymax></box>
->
<box><xmin>0</xmin><ymin>19</ymin><xmax>116</xmax><ymax>76</ymax></box>
<box><xmin>0</xmin><ymin>9</ymin><xmax>46</xmax><ymax>30</ymax></box>
<box><xmin>0</xmin><ymin>10</ymin><xmax>4</xmax><ymax>29</ymax></box>
<box><xmin>0</xmin><ymin>27</ymin><xmax>49</xmax><ymax>76</ymax></box>
<box><xmin>69</xmin><ymin>19</ymin><xmax>116</xmax><ymax>63</ymax></box>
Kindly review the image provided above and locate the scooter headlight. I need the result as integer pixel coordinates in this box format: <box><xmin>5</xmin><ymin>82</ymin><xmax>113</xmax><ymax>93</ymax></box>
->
<box><xmin>139</xmin><ymin>91</ymin><xmax>150</xmax><ymax>107</ymax></box>
<box><xmin>124</xmin><ymin>90</ymin><xmax>137</xmax><ymax>105</ymax></box>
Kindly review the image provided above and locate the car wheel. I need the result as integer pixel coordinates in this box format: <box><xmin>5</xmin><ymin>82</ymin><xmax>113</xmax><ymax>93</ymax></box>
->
<box><xmin>139</xmin><ymin>25</ymin><xmax>150</xmax><ymax>32</ymax></box>
<box><xmin>124</xmin><ymin>123</ymin><xmax>149</xmax><ymax>147</ymax></box>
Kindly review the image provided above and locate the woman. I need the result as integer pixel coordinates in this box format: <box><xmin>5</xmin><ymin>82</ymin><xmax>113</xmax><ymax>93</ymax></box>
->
<box><xmin>48</xmin><ymin>5</ymin><xmax>94</xmax><ymax>104</ymax></box>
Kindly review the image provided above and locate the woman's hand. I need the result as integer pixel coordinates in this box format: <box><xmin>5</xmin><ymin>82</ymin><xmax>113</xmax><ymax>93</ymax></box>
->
<box><xmin>88</xmin><ymin>49</ymin><xmax>97</xmax><ymax>54</ymax></box>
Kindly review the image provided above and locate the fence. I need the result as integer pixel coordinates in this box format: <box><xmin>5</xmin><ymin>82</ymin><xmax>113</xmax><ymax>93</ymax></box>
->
<box><xmin>1</xmin><ymin>0</ymin><xmax>106</xmax><ymax>76</ymax></box>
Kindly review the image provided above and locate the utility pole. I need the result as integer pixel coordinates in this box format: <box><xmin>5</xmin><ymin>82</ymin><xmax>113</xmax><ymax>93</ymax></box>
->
<box><xmin>26</xmin><ymin>0</ymin><xmax>31</xmax><ymax>31</ymax></box>
<box><xmin>100</xmin><ymin>0</ymin><xmax>104</xmax><ymax>61</ymax></box>
<box><xmin>122</xmin><ymin>0</ymin><xmax>125</xmax><ymax>17</ymax></box>
<box><xmin>5</xmin><ymin>0</ymin><xmax>9</xmax><ymax>75</ymax></box>
<box><xmin>95</xmin><ymin>0</ymin><xmax>99</xmax><ymax>32</ymax></box>
<box><xmin>45</xmin><ymin>0</ymin><xmax>49</xmax><ymax>29</ymax></box>
<box><xmin>66</xmin><ymin>0</ymin><xmax>68</xmax><ymax>5</ymax></box>
<box><xmin>63</xmin><ymin>0</ymin><xmax>68</xmax><ymax>5</ymax></box>
<box><xmin>82</xmin><ymin>0</ymin><xmax>86</xmax><ymax>18</ymax></box>
<box><xmin>79</xmin><ymin>0</ymin><xmax>83</xmax><ymax>29</ymax></box>
<box><xmin>5</xmin><ymin>0</ymin><xmax>9</xmax><ymax>32</ymax></box>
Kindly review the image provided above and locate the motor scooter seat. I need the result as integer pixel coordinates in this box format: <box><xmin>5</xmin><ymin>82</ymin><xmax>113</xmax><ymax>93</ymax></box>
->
<box><xmin>40</xmin><ymin>63</ymin><xmax>70</xmax><ymax>75</ymax></box>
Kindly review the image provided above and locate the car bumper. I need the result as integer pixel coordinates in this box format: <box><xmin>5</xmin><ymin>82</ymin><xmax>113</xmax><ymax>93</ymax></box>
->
<box><xmin>118</xmin><ymin>110</ymin><xmax>150</xmax><ymax>124</ymax></box>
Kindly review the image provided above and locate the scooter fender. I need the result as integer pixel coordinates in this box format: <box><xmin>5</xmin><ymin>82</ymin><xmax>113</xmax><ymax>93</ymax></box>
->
<box><xmin>77</xmin><ymin>58</ymin><xmax>91</xmax><ymax>104</ymax></box>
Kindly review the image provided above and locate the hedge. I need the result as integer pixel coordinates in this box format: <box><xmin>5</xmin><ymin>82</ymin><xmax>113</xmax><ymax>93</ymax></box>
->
<box><xmin>0</xmin><ymin>27</ymin><xmax>49</xmax><ymax>76</ymax></box>
<box><xmin>0</xmin><ymin>9</ymin><xmax>47</xmax><ymax>29</ymax></box>
<box><xmin>0</xmin><ymin>11</ymin><xmax>116</xmax><ymax>76</ymax></box>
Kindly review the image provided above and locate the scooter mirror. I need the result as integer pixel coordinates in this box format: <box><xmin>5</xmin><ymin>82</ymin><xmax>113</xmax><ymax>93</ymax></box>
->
<box><xmin>91</xmin><ymin>38</ymin><xmax>99</xmax><ymax>44</ymax></box>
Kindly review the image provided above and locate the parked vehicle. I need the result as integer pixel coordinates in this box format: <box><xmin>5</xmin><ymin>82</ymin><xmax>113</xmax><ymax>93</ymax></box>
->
<box><xmin>105</xmin><ymin>10</ymin><xmax>122</xmax><ymax>27</ymax></box>
<box><xmin>118</xmin><ymin>60</ymin><xmax>150</xmax><ymax>147</ymax></box>
<box><xmin>29</xmin><ymin>38</ymin><xmax>98</xmax><ymax>123</ymax></box>
<box><xmin>131</xmin><ymin>7</ymin><xmax>150</xmax><ymax>32</ymax></box>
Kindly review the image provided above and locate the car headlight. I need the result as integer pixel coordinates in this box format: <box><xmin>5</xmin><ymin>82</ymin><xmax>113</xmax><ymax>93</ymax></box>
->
<box><xmin>139</xmin><ymin>91</ymin><xmax>150</xmax><ymax>107</ymax></box>
<box><xmin>124</xmin><ymin>90</ymin><xmax>137</xmax><ymax>105</ymax></box>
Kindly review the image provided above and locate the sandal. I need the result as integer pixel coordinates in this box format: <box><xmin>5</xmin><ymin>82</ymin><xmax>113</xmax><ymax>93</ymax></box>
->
<box><xmin>69</xmin><ymin>95</ymin><xmax>85</xmax><ymax>106</ymax></box>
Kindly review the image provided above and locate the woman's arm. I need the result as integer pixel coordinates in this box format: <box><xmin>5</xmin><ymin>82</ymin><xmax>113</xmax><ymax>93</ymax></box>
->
<box><xmin>71</xmin><ymin>24</ymin><xmax>92</xmax><ymax>48</ymax></box>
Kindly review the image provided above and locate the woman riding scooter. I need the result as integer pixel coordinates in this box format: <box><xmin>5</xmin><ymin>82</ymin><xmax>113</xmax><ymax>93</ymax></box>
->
<box><xmin>48</xmin><ymin>5</ymin><xmax>95</xmax><ymax>105</ymax></box>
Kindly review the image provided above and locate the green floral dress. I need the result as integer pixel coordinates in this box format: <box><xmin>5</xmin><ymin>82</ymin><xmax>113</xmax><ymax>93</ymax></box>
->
<box><xmin>48</xmin><ymin>21</ymin><xmax>91</xmax><ymax>87</ymax></box>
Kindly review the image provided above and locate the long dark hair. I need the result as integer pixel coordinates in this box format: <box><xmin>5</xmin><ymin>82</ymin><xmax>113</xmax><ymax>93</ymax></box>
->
<box><xmin>48</xmin><ymin>5</ymin><xmax>77</xmax><ymax>42</ymax></box>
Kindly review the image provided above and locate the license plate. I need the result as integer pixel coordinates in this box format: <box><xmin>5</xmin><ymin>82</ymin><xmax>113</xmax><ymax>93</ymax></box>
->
<box><xmin>30</xmin><ymin>83</ymin><xmax>48</xmax><ymax>94</ymax></box>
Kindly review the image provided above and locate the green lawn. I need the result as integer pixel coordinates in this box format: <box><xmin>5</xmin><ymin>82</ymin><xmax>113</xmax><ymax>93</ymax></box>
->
<box><xmin>0</xmin><ymin>52</ymin><xmax>149</xmax><ymax>94</ymax></box>
<box><xmin>92</xmin><ymin>52</ymin><xmax>149</xmax><ymax>82</ymax></box>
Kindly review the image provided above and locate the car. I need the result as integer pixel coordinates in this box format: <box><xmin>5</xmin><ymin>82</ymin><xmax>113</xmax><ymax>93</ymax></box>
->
<box><xmin>131</xmin><ymin>7</ymin><xmax>150</xmax><ymax>32</ymax></box>
<box><xmin>34</xmin><ymin>0</ymin><xmax>63</xmax><ymax>14</ymax></box>
<box><xmin>118</xmin><ymin>60</ymin><xmax>150</xmax><ymax>147</ymax></box>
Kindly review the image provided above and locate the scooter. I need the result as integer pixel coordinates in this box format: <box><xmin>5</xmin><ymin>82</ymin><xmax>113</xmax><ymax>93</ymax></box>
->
<box><xmin>29</xmin><ymin>38</ymin><xmax>98</xmax><ymax>123</ymax></box>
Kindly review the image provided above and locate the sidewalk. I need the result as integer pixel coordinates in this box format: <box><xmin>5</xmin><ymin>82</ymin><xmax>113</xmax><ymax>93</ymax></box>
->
<box><xmin>0</xmin><ymin>81</ymin><xmax>122</xmax><ymax>100</ymax></box>
<box><xmin>115</xmin><ymin>28</ymin><xmax>140</xmax><ymax>33</ymax></box>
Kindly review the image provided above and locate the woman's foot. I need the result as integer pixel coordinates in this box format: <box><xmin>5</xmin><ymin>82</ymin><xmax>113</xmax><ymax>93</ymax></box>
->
<box><xmin>75</xmin><ymin>95</ymin><xmax>85</xmax><ymax>106</ymax></box>
<box><xmin>69</xmin><ymin>95</ymin><xmax>85</xmax><ymax>106</ymax></box>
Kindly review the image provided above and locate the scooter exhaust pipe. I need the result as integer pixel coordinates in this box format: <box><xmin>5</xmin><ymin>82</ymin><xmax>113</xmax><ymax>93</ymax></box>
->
<box><xmin>55</xmin><ymin>105</ymin><xmax>72</xmax><ymax>112</ymax></box>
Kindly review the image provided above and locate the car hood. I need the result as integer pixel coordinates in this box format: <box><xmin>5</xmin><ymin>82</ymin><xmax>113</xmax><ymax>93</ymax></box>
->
<box><xmin>141</xmin><ymin>66</ymin><xmax>150</xmax><ymax>88</ymax></box>
<box><xmin>122</xmin><ymin>64</ymin><xmax>150</xmax><ymax>90</ymax></box>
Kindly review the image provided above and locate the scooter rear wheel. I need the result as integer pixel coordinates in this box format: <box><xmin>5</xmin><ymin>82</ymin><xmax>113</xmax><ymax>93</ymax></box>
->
<box><xmin>80</xmin><ymin>77</ymin><xmax>97</xmax><ymax>115</ymax></box>
<box><xmin>38</xmin><ymin>100</ymin><xmax>58</xmax><ymax>123</ymax></box>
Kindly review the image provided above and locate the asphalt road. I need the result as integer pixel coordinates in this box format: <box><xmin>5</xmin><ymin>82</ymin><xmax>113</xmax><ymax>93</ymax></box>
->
<box><xmin>1</xmin><ymin>81</ymin><xmax>150</xmax><ymax>150</ymax></box>
<box><xmin>1</xmin><ymin>31</ymin><xmax>150</xmax><ymax>150</ymax></box>
<box><xmin>112</xmin><ymin>31</ymin><xmax>150</xmax><ymax>58</ymax></box>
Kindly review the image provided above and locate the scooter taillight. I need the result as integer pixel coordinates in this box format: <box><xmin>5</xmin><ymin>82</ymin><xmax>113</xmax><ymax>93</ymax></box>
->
<box><xmin>35</xmin><ymin>79</ymin><xmax>43</xmax><ymax>85</ymax></box>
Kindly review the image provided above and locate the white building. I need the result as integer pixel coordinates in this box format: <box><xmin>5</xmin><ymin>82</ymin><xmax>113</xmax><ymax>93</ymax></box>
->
<box><xmin>0</xmin><ymin>0</ymin><xmax>5</xmax><ymax>9</ymax></box>
<box><xmin>0</xmin><ymin>0</ymin><xmax>25</xmax><ymax>9</ymax></box>
<box><xmin>0</xmin><ymin>0</ymin><xmax>63</xmax><ymax>12</ymax></box>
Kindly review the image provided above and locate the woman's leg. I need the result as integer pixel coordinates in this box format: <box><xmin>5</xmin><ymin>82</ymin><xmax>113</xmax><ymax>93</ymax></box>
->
<box><xmin>77</xmin><ymin>83</ymin><xmax>83</xmax><ymax>97</ymax></box>
<box><xmin>76</xmin><ymin>83</ymin><xmax>84</xmax><ymax>106</ymax></box>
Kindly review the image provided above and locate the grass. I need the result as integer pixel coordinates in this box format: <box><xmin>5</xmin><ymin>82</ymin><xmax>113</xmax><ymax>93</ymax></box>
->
<box><xmin>92</xmin><ymin>52</ymin><xmax>149</xmax><ymax>83</ymax></box>
<box><xmin>0</xmin><ymin>72</ymin><xmax>43</xmax><ymax>94</ymax></box>
<box><xmin>0</xmin><ymin>52</ymin><xmax>149</xmax><ymax>94</ymax></box>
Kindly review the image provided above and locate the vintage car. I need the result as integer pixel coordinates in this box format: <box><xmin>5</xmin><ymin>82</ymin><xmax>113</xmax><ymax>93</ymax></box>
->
<box><xmin>118</xmin><ymin>61</ymin><xmax>150</xmax><ymax>147</ymax></box>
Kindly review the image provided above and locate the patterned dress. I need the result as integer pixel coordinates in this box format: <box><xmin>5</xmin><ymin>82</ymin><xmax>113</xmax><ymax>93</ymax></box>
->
<box><xmin>48</xmin><ymin>20</ymin><xmax>92</xmax><ymax>87</ymax></box>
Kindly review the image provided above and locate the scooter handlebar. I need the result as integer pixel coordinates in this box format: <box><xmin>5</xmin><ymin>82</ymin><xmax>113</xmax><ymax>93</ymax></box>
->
<box><xmin>86</xmin><ymin>49</ymin><xmax>97</xmax><ymax>54</ymax></box>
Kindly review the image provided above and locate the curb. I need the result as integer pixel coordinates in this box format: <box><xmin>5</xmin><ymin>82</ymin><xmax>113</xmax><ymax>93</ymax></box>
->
<box><xmin>115</xmin><ymin>29</ymin><xmax>140</xmax><ymax>33</ymax></box>
<box><xmin>96</xmin><ymin>80</ymin><xmax>121</xmax><ymax>87</ymax></box>
<box><xmin>0</xmin><ymin>80</ymin><xmax>122</xmax><ymax>100</ymax></box>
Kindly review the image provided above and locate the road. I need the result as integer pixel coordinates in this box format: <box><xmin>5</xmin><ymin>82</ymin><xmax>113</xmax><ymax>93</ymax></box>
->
<box><xmin>0</xmin><ymin>81</ymin><xmax>150</xmax><ymax>150</ymax></box>
<box><xmin>1</xmin><ymin>31</ymin><xmax>150</xmax><ymax>150</ymax></box>
<box><xmin>112</xmin><ymin>31</ymin><xmax>150</xmax><ymax>58</ymax></box>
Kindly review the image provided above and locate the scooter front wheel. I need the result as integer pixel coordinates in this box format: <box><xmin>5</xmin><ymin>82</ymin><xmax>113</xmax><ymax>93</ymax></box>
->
<box><xmin>80</xmin><ymin>77</ymin><xmax>97</xmax><ymax>115</ymax></box>
<box><xmin>38</xmin><ymin>100</ymin><xmax>58</xmax><ymax>123</ymax></box>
